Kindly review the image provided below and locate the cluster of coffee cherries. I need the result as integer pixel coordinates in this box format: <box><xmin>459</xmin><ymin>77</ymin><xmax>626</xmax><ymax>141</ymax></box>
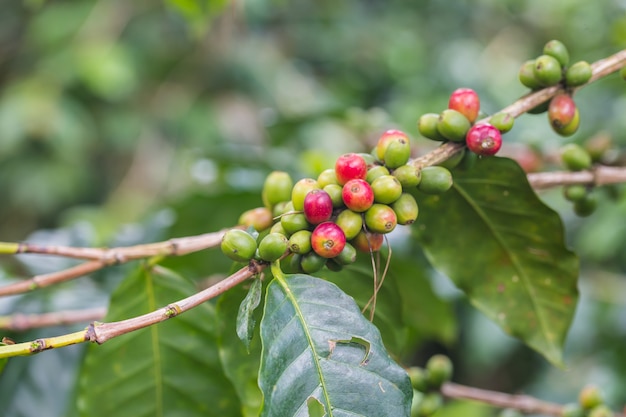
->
<box><xmin>407</xmin><ymin>354</ymin><xmax>453</xmax><ymax>417</ymax></box>
<box><xmin>417</xmin><ymin>87</ymin><xmax>513</xmax><ymax>157</ymax></box>
<box><xmin>520</xmin><ymin>40</ymin><xmax>593</xmax><ymax>136</ymax></box>
<box><xmin>560</xmin><ymin>385</ymin><xmax>614</xmax><ymax>417</ymax></box>
<box><xmin>220</xmin><ymin>130</ymin><xmax>455</xmax><ymax>273</ymax></box>
<box><xmin>560</xmin><ymin>143</ymin><xmax>597</xmax><ymax>217</ymax></box>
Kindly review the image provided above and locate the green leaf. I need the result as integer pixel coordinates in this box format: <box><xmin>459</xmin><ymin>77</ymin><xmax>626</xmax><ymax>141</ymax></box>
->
<box><xmin>259</xmin><ymin>272</ymin><xmax>412</xmax><ymax>417</ymax></box>
<box><xmin>413</xmin><ymin>157</ymin><xmax>579</xmax><ymax>366</ymax></box>
<box><xmin>77</xmin><ymin>265</ymin><xmax>241</xmax><ymax>417</ymax></box>
<box><xmin>236</xmin><ymin>276</ymin><xmax>263</xmax><ymax>352</ymax></box>
<box><xmin>307</xmin><ymin>396</ymin><xmax>327</xmax><ymax>417</ymax></box>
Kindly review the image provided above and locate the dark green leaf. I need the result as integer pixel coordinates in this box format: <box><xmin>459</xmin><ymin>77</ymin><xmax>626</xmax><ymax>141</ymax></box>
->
<box><xmin>413</xmin><ymin>157</ymin><xmax>579</xmax><ymax>366</ymax></box>
<box><xmin>259</xmin><ymin>271</ymin><xmax>412</xmax><ymax>417</ymax></box>
<box><xmin>236</xmin><ymin>276</ymin><xmax>263</xmax><ymax>351</ymax></box>
<box><xmin>77</xmin><ymin>265</ymin><xmax>241</xmax><ymax>417</ymax></box>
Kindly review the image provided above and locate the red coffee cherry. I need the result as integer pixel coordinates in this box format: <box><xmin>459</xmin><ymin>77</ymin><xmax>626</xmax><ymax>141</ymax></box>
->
<box><xmin>448</xmin><ymin>88</ymin><xmax>480</xmax><ymax>123</ymax></box>
<box><xmin>351</xmin><ymin>230</ymin><xmax>384</xmax><ymax>253</ymax></box>
<box><xmin>303</xmin><ymin>189</ymin><xmax>333</xmax><ymax>225</ymax></box>
<box><xmin>465</xmin><ymin>123</ymin><xmax>502</xmax><ymax>156</ymax></box>
<box><xmin>335</xmin><ymin>153</ymin><xmax>368</xmax><ymax>185</ymax></box>
<box><xmin>548</xmin><ymin>94</ymin><xmax>577</xmax><ymax>132</ymax></box>
<box><xmin>342</xmin><ymin>179</ymin><xmax>375</xmax><ymax>212</ymax></box>
<box><xmin>311</xmin><ymin>222</ymin><xmax>346</xmax><ymax>258</ymax></box>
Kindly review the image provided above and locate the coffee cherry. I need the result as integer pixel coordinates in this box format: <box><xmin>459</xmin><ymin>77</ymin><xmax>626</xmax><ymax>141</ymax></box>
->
<box><xmin>579</xmin><ymin>386</ymin><xmax>603</xmax><ymax>410</ymax></box>
<box><xmin>371</xmin><ymin>175</ymin><xmax>403</xmax><ymax>204</ymax></box>
<box><xmin>221</xmin><ymin>229</ymin><xmax>258</xmax><ymax>262</ymax></box>
<box><xmin>323</xmin><ymin>184</ymin><xmax>344</xmax><ymax>208</ymax></box>
<box><xmin>356</xmin><ymin>152</ymin><xmax>377</xmax><ymax>168</ymax></box>
<box><xmin>351</xmin><ymin>230</ymin><xmax>384</xmax><ymax>253</ymax></box>
<box><xmin>334</xmin><ymin>153</ymin><xmax>368</xmax><ymax>185</ymax></box>
<box><xmin>311</xmin><ymin>222</ymin><xmax>346</xmax><ymax>258</ymax></box>
<box><xmin>270</xmin><ymin>221</ymin><xmax>288</xmax><ymax>236</ymax></box>
<box><xmin>281</xmin><ymin>253</ymin><xmax>303</xmax><ymax>274</ymax></box>
<box><xmin>281</xmin><ymin>211</ymin><xmax>310</xmax><ymax>235</ymax></box>
<box><xmin>375</xmin><ymin>129</ymin><xmax>410</xmax><ymax>161</ymax></box>
<box><xmin>258</xmin><ymin>232</ymin><xmax>288</xmax><ymax>262</ymax></box>
<box><xmin>383</xmin><ymin>138</ymin><xmax>411</xmax><ymax>169</ymax></box>
<box><xmin>364</xmin><ymin>204</ymin><xmax>397</xmax><ymax>234</ymax></box>
<box><xmin>584</xmin><ymin>132</ymin><xmax>613</xmax><ymax>162</ymax></box>
<box><xmin>425</xmin><ymin>354</ymin><xmax>453</xmax><ymax>389</ymax></box>
<box><xmin>392</xmin><ymin>193</ymin><xmax>419</xmax><ymax>225</ymax></box>
<box><xmin>565</xmin><ymin>61</ymin><xmax>592</xmax><ymax>87</ymax></box>
<box><xmin>573</xmin><ymin>193</ymin><xmax>597</xmax><ymax>217</ymax></box>
<box><xmin>335</xmin><ymin>209</ymin><xmax>363</xmax><ymax>240</ymax></box>
<box><xmin>334</xmin><ymin>242</ymin><xmax>357</xmax><ymax>265</ymax></box>
<box><xmin>534</xmin><ymin>55</ymin><xmax>563</xmax><ymax>86</ymax></box>
<box><xmin>272</xmin><ymin>201</ymin><xmax>290</xmax><ymax>217</ymax></box>
<box><xmin>437</xmin><ymin>149</ymin><xmax>466</xmax><ymax>171</ymax></box>
<box><xmin>548</xmin><ymin>94</ymin><xmax>577</xmax><ymax>132</ymax></box>
<box><xmin>238</xmin><ymin>207</ymin><xmax>273</xmax><ymax>232</ymax></box>
<box><xmin>288</xmin><ymin>230</ymin><xmax>313</xmax><ymax>254</ymax></box>
<box><xmin>561</xmin><ymin>144</ymin><xmax>592</xmax><ymax>171</ymax></box>
<box><xmin>317</xmin><ymin>168</ymin><xmax>339</xmax><ymax>188</ymax></box>
<box><xmin>562</xmin><ymin>403</ymin><xmax>586</xmax><ymax>417</ymax></box>
<box><xmin>407</xmin><ymin>367</ymin><xmax>429</xmax><ymax>392</ymax></box>
<box><xmin>392</xmin><ymin>164</ymin><xmax>421</xmax><ymax>188</ymax></box>
<box><xmin>418</xmin><ymin>166</ymin><xmax>453</xmax><ymax>194</ymax></box>
<box><xmin>556</xmin><ymin>107</ymin><xmax>580</xmax><ymax>136</ymax></box>
<box><xmin>465</xmin><ymin>123</ymin><xmax>502</xmax><ymax>156</ymax></box>
<box><xmin>527</xmin><ymin>99</ymin><xmax>550</xmax><ymax>115</ymax></box>
<box><xmin>414</xmin><ymin>393</ymin><xmax>442</xmax><ymax>417</ymax></box>
<box><xmin>366</xmin><ymin>165</ymin><xmax>390</xmax><ymax>183</ymax></box>
<box><xmin>262</xmin><ymin>171</ymin><xmax>293</xmax><ymax>209</ymax></box>
<box><xmin>303</xmin><ymin>189</ymin><xmax>333</xmax><ymax>225</ymax></box>
<box><xmin>342</xmin><ymin>179</ymin><xmax>375</xmax><ymax>212</ymax></box>
<box><xmin>437</xmin><ymin>109</ymin><xmax>471</xmax><ymax>142</ymax></box>
<box><xmin>519</xmin><ymin>60</ymin><xmax>543</xmax><ymax>89</ymax></box>
<box><xmin>448</xmin><ymin>87</ymin><xmax>480</xmax><ymax>123</ymax></box>
<box><xmin>291</xmin><ymin>178</ymin><xmax>320</xmax><ymax>211</ymax></box>
<box><xmin>300</xmin><ymin>251</ymin><xmax>327</xmax><ymax>273</ymax></box>
<box><xmin>489</xmin><ymin>112</ymin><xmax>514</xmax><ymax>133</ymax></box>
<box><xmin>588</xmin><ymin>405</ymin><xmax>614</xmax><ymax>417</ymax></box>
<box><xmin>563</xmin><ymin>185</ymin><xmax>587</xmax><ymax>202</ymax></box>
<box><xmin>418</xmin><ymin>113</ymin><xmax>447</xmax><ymax>142</ymax></box>
<box><xmin>543</xmin><ymin>39</ymin><xmax>570</xmax><ymax>67</ymax></box>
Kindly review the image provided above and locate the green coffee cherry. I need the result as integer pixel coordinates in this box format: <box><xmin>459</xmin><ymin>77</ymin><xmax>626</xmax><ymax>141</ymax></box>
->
<box><xmin>357</xmin><ymin>152</ymin><xmax>377</xmax><ymax>168</ymax></box>
<box><xmin>317</xmin><ymin>168</ymin><xmax>338</xmax><ymax>188</ymax></box>
<box><xmin>300</xmin><ymin>251</ymin><xmax>326</xmax><ymax>273</ymax></box>
<box><xmin>323</xmin><ymin>184</ymin><xmax>344</xmax><ymax>208</ymax></box>
<box><xmin>543</xmin><ymin>39</ymin><xmax>570</xmax><ymax>67</ymax></box>
<box><xmin>281</xmin><ymin>253</ymin><xmax>302</xmax><ymax>274</ymax></box>
<box><xmin>437</xmin><ymin>109</ymin><xmax>471</xmax><ymax>142</ymax></box>
<box><xmin>407</xmin><ymin>367</ymin><xmax>430</xmax><ymax>392</ymax></box>
<box><xmin>527</xmin><ymin>99</ymin><xmax>550</xmax><ymax>115</ymax></box>
<box><xmin>391</xmin><ymin>193</ymin><xmax>419</xmax><ymax>225</ymax></box>
<box><xmin>270</xmin><ymin>221</ymin><xmax>288</xmax><ymax>236</ymax></box>
<box><xmin>519</xmin><ymin>60</ymin><xmax>543</xmax><ymax>89</ymax></box>
<box><xmin>221</xmin><ymin>229</ymin><xmax>258</xmax><ymax>263</ymax></box>
<box><xmin>371</xmin><ymin>175</ymin><xmax>403</xmax><ymax>204</ymax></box>
<box><xmin>489</xmin><ymin>112</ymin><xmax>514</xmax><ymax>133</ymax></box>
<box><xmin>574</xmin><ymin>193</ymin><xmax>597</xmax><ymax>217</ymax></box>
<box><xmin>534</xmin><ymin>55</ymin><xmax>563</xmax><ymax>86</ymax></box>
<box><xmin>291</xmin><ymin>178</ymin><xmax>320</xmax><ymax>211</ymax></box>
<box><xmin>563</xmin><ymin>185</ymin><xmax>588</xmax><ymax>202</ymax></box>
<box><xmin>364</xmin><ymin>204</ymin><xmax>397</xmax><ymax>234</ymax></box>
<box><xmin>366</xmin><ymin>165</ymin><xmax>390</xmax><ymax>183</ymax></box>
<box><xmin>258</xmin><ymin>232</ymin><xmax>288</xmax><ymax>262</ymax></box>
<box><xmin>437</xmin><ymin>149</ymin><xmax>465</xmax><ymax>170</ymax></box>
<box><xmin>418</xmin><ymin>113</ymin><xmax>447</xmax><ymax>141</ymax></box>
<box><xmin>565</xmin><ymin>61</ymin><xmax>592</xmax><ymax>86</ymax></box>
<box><xmin>335</xmin><ymin>209</ymin><xmax>363</xmax><ymax>240</ymax></box>
<box><xmin>456</xmin><ymin>150</ymin><xmax>477</xmax><ymax>171</ymax></box>
<box><xmin>418</xmin><ymin>166</ymin><xmax>453</xmax><ymax>194</ymax></box>
<box><xmin>414</xmin><ymin>393</ymin><xmax>442</xmax><ymax>417</ymax></box>
<box><xmin>562</xmin><ymin>403</ymin><xmax>586</xmax><ymax>417</ymax></box>
<box><xmin>425</xmin><ymin>354</ymin><xmax>453</xmax><ymax>389</ymax></box>
<box><xmin>384</xmin><ymin>138</ymin><xmax>411</xmax><ymax>169</ymax></box>
<box><xmin>262</xmin><ymin>171</ymin><xmax>293</xmax><ymax>208</ymax></box>
<box><xmin>272</xmin><ymin>201</ymin><xmax>290</xmax><ymax>217</ymax></box>
<box><xmin>334</xmin><ymin>242</ymin><xmax>357</xmax><ymax>265</ymax></box>
<box><xmin>392</xmin><ymin>164</ymin><xmax>421</xmax><ymax>188</ymax></box>
<box><xmin>588</xmin><ymin>405</ymin><xmax>614</xmax><ymax>417</ymax></box>
<box><xmin>288</xmin><ymin>230</ymin><xmax>312</xmax><ymax>254</ymax></box>
<box><xmin>579</xmin><ymin>385</ymin><xmax>604</xmax><ymax>410</ymax></box>
<box><xmin>281</xmin><ymin>212</ymin><xmax>310</xmax><ymax>235</ymax></box>
<box><xmin>561</xmin><ymin>144</ymin><xmax>592</xmax><ymax>171</ymax></box>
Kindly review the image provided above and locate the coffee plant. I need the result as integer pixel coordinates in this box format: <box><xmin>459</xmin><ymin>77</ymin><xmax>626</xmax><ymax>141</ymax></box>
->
<box><xmin>1</xmin><ymin>2</ymin><xmax>626</xmax><ymax>417</ymax></box>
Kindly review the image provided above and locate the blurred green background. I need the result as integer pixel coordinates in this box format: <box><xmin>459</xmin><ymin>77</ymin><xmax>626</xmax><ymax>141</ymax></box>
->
<box><xmin>1</xmin><ymin>0</ymin><xmax>626</xmax><ymax>416</ymax></box>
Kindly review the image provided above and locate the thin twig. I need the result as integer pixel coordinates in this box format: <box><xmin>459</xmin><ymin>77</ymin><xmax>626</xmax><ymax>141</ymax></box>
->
<box><xmin>528</xmin><ymin>165</ymin><xmax>626</xmax><ymax>190</ymax></box>
<box><xmin>0</xmin><ymin>307</ymin><xmax>107</xmax><ymax>331</ymax></box>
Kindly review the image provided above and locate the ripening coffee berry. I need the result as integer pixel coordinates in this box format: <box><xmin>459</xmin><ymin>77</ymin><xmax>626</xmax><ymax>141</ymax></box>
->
<box><xmin>556</xmin><ymin>107</ymin><xmax>580</xmax><ymax>136</ymax></box>
<box><xmin>448</xmin><ymin>88</ymin><xmax>480</xmax><ymax>123</ymax></box>
<box><xmin>437</xmin><ymin>109</ymin><xmax>471</xmax><ymax>142</ymax></box>
<box><xmin>366</xmin><ymin>165</ymin><xmax>390</xmax><ymax>184</ymax></box>
<box><xmin>291</xmin><ymin>178</ymin><xmax>320</xmax><ymax>211</ymax></box>
<box><xmin>563</xmin><ymin>185</ymin><xmax>587</xmax><ymax>202</ymax></box>
<box><xmin>561</xmin><ymin>143</ymin><xmax>592</xmax><ymax>171</ymax></box>
<box><xmin>335</xmin><ymin>209</ymin><xmax>363</xmax><ymax>240</ymax></box>
<box><xmin>425</xmin><ymin>354</ymin><xmax>453</xmax><ymax>389</ymax></box>
<box><xmin>300</xmin><ymin>251</ymin><xmax>327</xmax><ymax>273</ymax></box>
<box><xmin>573</xmin><ymin>193</ymin><xmax>597</xmax><ymax>217</ymax></box>
<box><xmin>383</xmin><ymin>138</ymin><xmax>411</xmax><ymax>169</ymax></box>
<box><xmin>465</xmin><ymin>123</ymin><xmax>502</xmax><ymax>156</ymax></box>
<box><xmin>334</xmin><ymin>242</ymin><xmax>357</xmax><ymax>265</ymax></box>
<box><xmin>221</xmin><ymin>229</ymin><xmax>258</xmax><ymax>262</ymax></box>
<box><xmin>342</xmin><ymin>178</ymin><xmax>375</xmax><ymax>212</ymax></box>
<box><xmin>375</xmin><ymin>129</ymin><xmax>410</xmax><ymax>161</ymax></box>
<box><xmin>288</xmin><ymin>230</ymin><xmax>312</xmax><ymax>254</ymax></box>
<box><xmin>407</xmin><ymin>367</ymin><xmax>430</xmax><ymax>392</ymax></box>
<box><xmin>543</xmin><ymin>39</ymin><xmax>570</xmax><ymax>67</ymax></box>
<box><xmin>418</xmin><ymin>166</ymin><xmax>453</xmax><ymax>194</ymax></box>
<box><xmin>519</xmin><ymin>60</ymin><xmax>543</xmax><ymax>89</ymax></box>
<box><xmin>392</xmin><ymin>164</ymin><xmax>421</xmax><ymax>188</ymax></box>
<box><xmin>303</xmin><ymin>189</ymin><xmax>333</xmax><ymax>224</ymax></box>
<box><xmin>335</xmin><ymin>153</ymin><xmax>368</xmax><ymax>185</ymax></box>
<box><xmin>579</xmin><ymin>385</ymin><xmax>604</xmax><ymax>410</ymax></box>
<box><xmin>238</xmin><ymin>207</ymin><xmax>273</xmax><ymax>232</ymax></box>
<box><xmin>391</xmin><ymin>193</ymin><xmax>419</xmax><ymax>225</ymax></box>
<box><xmin>323</xmin><ymin>184</ymin><xmax>344</xmax><ymax>208</ymax></box>
<box><xmin>311</xmin><ymin>222</ymin><xmax>346</xmax><ymax>258</ymax></box>
<box><xmin>364</xmin><ymin>204</ymin><xmax>397</xmax><ymax>234</ymax></box>
<box><xmin>371</xmin><ymin>175</ymin><xmax>403</xmax><ymax>204</ymax></box>
<box><xmin>262</xmin><ymin>171</ymin><xmax>293</xmax><ymax>208</ymax></box>
<box><xmin>418</xmin><ymin>113</ymin><xmax>447</xmax><ymax>141</ymax></box>
<box><xmin>565</xmin><ymin>61</ymin><xmax>592</xmax><ymax>87</ymax></box>
<box><xmin>317</xmin><ymin>168</ymin><xmax>339</xmax><ymax>188</ymax></box>
<box><xmin>258</xmin><ymin>232</ymin><xmax>288</xmax><ymax>262</ymax></box>
<box><xmin>351</xmin><ymin>230</ymin><xmax>384</xmax><ymax>253</ymax></box>
<box><xmin>548</xmin><ymin>94</ymin><xmax>577</xmax><ymax>132</ymax></box>
<box><xmin>489</xmin><ymin>112</ymin><xmax>514</xmax><ymax>133</ymax></box>
<box><xmin>533</xmin><ymin>55</ymin><xmax>563</xmax><ymax>86</ymax></box>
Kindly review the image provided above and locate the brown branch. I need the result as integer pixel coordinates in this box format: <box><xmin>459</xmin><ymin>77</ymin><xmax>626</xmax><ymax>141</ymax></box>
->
<box><xmin>0</xmin><ymin>307</ymin><xmax>107</xmax><ymax>331</ymax></box>
<box><xmin>528</xmin><ymin>165</ymin><xmax>626</xmax><ymax>190</ymax></box>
